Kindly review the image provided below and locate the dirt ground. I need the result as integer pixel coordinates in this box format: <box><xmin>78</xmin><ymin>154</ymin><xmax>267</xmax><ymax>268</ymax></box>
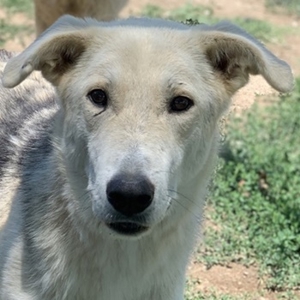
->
<box><xmin>1</xmin><ymin>0</ymin><xmax>300</xmax><ymax>299</ymax></box>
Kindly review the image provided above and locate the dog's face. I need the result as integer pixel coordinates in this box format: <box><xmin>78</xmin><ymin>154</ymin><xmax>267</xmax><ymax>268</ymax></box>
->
<box><xmin>2</xmin><ymin>17</ymin><xmax>293</xmax><ymax>238</ymax></box>
<box><xmin>61</xmin><ymin>30</ymin><xmax>224</xmax><ymax>237</ymax></box>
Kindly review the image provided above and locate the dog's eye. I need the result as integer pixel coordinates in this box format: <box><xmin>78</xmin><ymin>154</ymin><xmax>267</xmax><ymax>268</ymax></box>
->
<box><xmin>170</xmin><ymin>96</ymin><xmax>194</xmax><ymax>112</ymax></box>
<box><xmin>88</xmin><ymin>89</ymin><xmax>108</xmax><ymax>107</ymax></box>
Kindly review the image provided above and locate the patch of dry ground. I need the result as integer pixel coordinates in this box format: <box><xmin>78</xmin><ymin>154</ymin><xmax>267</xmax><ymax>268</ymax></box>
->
<box><xmin>187</xmin><ymin>262</ymin><xmax>300</xmax><ymax>299</ymax></box>
<box><xmin>188</xmin><ymin>263</ymin><xmax>266</xmax><ymax>298</ymax></box>
<box><xmin>1</xmin><ymin>0</ymin><xmax>299</xmax><ymax>299</ymax></box>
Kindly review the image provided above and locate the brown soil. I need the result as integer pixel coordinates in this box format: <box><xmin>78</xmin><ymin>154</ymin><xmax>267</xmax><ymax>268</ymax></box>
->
<box><xmin>1</xmin><ymin>0</ymin><xmax>299</xmax><ymax>298</ymax></box>
<box><xmin>187</xmin><ymin>262</ymin><xmax>299</xmax><ymax>300</ymax></box>
<box><xmin>188</xmin><ymin>263</ymin><xmax>265</xmax><ymax>298</ymax></box>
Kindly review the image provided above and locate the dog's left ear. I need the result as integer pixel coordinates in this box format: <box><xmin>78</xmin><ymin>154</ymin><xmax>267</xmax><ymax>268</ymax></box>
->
<box><xmin>2</xmin><ymin>15</ymin><xmax>92</xmax><ymax>87</ymax></box>
<box><xmin>193</xmin><ymin>21</ymin><xmax>294</xmax><ymax>95</ymax></box>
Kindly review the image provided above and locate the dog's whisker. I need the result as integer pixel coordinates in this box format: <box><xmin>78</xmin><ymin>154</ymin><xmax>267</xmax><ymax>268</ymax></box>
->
<box><xmin>167</xmin><ymin>195</ymin><xmax>200</xmax><ymax>220</ymax></box>
<box><xmin>152</xmin><ymin>170</ymin><xmax>175</xmax><ymax>175</ymax></box>
<box><xmin>167</xmin><ymin>189</ymin><xmax>196</xmax><ymax>205</ymax></box>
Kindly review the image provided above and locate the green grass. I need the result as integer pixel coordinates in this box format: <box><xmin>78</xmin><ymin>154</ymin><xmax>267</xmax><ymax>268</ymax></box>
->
<box><xmin>233</xmin><ymin>17</ymin><xmax>285</xmax><ymax>43</ymax></box>
<box><xmin>0</xmin><ymin>0</ymin><xmax>34</xmax><ymax>46</ymax></box>
<box><xmin>266</xmin><ymin>0</ymin><xmax>300</xmax><ymax>16</ymax></box>
<box><xmin>1</xmin><ymin>0</ymin><xmax>33</xmax><ymax>15</ymax></box>
<box><xmin>0</xmin><ymin>19</ymin><xmax>32</xmax><ymax>46</ymax></box>
<box><xmin>141</xmin><ymin>3</ymin><xmax>287</xmax><ymax>42</ymax></box>
<box><xmin>167</xmin><ymin>3</ymin><xmax>215</xmax><ymax>24</ymax></box>
<box><xmin>197</xmin><ymin>79</ymin><xmax>300</xmax><ymax>292</ymax></box>
<box><xmin>141</xmin><ymin>3</ymin><xmax>214</xmax><ymax>22</ymax></box>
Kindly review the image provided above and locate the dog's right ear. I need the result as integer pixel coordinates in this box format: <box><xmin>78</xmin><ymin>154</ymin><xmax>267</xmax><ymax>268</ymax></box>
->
<box><xmin>2</xmin><ymin>15</ymin><xmax>91</xmax><ymax>88</ymax></box>
<box><xmin>192</xmin><ymin>21</ymin><xmax>294</xmax><ymax>95</ymax></box>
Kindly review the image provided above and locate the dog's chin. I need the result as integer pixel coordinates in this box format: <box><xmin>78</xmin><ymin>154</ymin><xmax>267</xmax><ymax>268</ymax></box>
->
<box><xmin>106</xmin><ymin>222</ymin><xmax>150</xmax><ymax>238</ymax></box>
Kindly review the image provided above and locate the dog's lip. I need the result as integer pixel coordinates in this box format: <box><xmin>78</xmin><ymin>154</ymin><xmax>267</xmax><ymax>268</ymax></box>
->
<box><xmin>106</xmin><ymin>221</ymin><xmax>149</xmax><ymax>235</ymax></box>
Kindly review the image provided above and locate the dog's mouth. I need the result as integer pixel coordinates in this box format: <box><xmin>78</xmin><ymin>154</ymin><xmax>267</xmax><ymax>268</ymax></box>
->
<box><xmin>107</xmin><ymin>222</ymin><xmax>149</xmax><ymax>235</ymax></box>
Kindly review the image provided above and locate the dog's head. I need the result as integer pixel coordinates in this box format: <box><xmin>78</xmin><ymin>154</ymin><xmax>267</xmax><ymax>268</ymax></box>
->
<box><xmin>2</xmin><ymin>16</ymin><xmax>293</xmax><ymax>239</ymax></box>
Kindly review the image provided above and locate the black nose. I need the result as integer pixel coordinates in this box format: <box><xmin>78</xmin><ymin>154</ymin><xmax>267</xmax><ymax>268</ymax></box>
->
<box><xmin>106</xmin><ymin>174</ymin><xmax>154</xmax><ymax>216</ymax></box>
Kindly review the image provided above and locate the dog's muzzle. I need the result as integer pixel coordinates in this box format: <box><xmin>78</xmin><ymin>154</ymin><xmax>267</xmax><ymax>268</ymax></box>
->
<box><xmin>106</xmin><ymin>173</ymin><xmax>154</xmax><ymax>235</ymax></box>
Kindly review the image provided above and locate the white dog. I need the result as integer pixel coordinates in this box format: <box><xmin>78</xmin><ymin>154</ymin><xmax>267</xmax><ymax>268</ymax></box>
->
<box><xmin>0</xmin><ymin>16</ymin><xmax>293</xmax><ymax>299</ymax></box>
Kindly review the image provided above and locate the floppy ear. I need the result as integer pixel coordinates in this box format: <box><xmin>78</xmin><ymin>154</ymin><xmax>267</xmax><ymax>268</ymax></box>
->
<box><xmin>194</xmin><ymin>21</ymin><xmax>294</xmax><ymax>95</ymax></box>
<box><xmin>2</xmin><ymin>15</ymin><xmax>92</xmax><ymax>88</ymax></box>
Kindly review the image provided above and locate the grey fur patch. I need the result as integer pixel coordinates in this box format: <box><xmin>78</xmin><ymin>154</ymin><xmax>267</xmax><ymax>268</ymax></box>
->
<box><xmin>0</xmin><ymin>51</ymin><xmax>57</xmax><ymax>187</ymax></box>
<box><xmin>0</xmin><ymin>50</ymin><xmax>15</xmax><ymax>62</ymax></box>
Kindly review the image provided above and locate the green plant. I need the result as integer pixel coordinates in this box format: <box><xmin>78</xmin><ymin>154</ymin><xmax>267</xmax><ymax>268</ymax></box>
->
<box><xmin>1</xmin><ymin>0</ymin><xmax>33</xmax><ymax>15</ymax></box>
<box><xmin>167</xmin><ymin>3</ymin><xmax>215</xmax><ymax>24</ymax></box>
<box><xmin>0</xmin><ymin>0</ymin><xmax>34</xmax><ymax>46</ymax></box>
<box><xmin>0</xmin><ymin>19</ymin><xmax>32</xmax><ymax>46</ymax></box>
<box><xmin>185</xmin><ymin>283</ymin><xmax>251</xmax><ymax>300</ymax></box>
<box><xmin>141</xmin><ymin>4</ymin><xmax>164</xmax><ymax>18</ymax></box>
<box><xmin>233</xmin><ymin>18</ymin><xmax>285</xmax><ymax>42</ymax></box>
<box><xmin>198</xmin><ymin>79</ymin><xmax>300</xmax><ymax>291</ymax></box>
<box><xmin>141</xmin><ymin>4</ymin><xmax>285</xmax><ymax>42</ymax></box>
<box><xmin>266</xmin><ymin>0</ymin><xmax>300</xmax><ymax>16</ymax></box>
<box><xmin>141</xmin><ymin>3</ymin><xmax>215</xmax><ymax>23</ymax></box>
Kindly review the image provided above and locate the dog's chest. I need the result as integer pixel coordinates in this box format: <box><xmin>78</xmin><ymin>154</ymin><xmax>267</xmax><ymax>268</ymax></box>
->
<box><xmin>43</xmin><ymin>223</ymin><xmax>193</xmax><ymax>300</ymax></box>
<box><xmin>67</xmin><ymin>246</ymin><xmax>153</xmax><ymax>299</ymax></box>
<box><xmin>45</xmin><ymin>235</ymin><xmax>170</xmax><ymax>300</ymax></box>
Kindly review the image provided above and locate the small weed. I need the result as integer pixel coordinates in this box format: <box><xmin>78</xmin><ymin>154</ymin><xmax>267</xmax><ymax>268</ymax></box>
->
<box><xmin>278</xmin><ymin>290</ymin><xmax>300</xmax><ymax>300</ymax></box>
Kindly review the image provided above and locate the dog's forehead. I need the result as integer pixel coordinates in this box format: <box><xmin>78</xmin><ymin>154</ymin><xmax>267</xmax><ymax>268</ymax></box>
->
<box><xmin>81</xmin><ymin>26</ymin><xmax>207</xmax><ymax>88</ymax></box>
<box><xmin>91</xmin><ymin>26</ymin><xmax>194</xmax><ymax>60</ymax></box>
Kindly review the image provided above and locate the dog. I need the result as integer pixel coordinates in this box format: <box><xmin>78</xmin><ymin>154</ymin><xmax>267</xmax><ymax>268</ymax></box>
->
<box><xmin>34</xmin><ymin>0</ymin><xmax>128</xmax><ymax>34</ymax></box>
<box><xmin>0</xmin><ymin>15</ymin><xmax>293</xmax><ymax>299</ymax></box>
